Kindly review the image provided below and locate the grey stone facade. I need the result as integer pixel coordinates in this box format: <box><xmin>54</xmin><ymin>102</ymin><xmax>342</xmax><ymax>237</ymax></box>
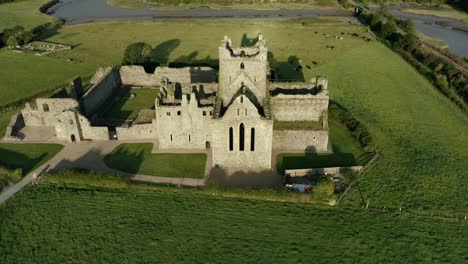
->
<box><xmin>15</xmin><ymin>34</ymin><xmax>329</xmax><ymax>171</ymax></box>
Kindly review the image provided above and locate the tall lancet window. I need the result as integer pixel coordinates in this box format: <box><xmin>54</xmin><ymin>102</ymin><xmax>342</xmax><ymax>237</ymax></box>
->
<box><xmin>250</xmin><ymin>127</ymin><xmax>255</xmax><ymax>151</ymax></box>
<box><xmin>239</xmin><ymin>123</ymin><xmax>245</xmax><ymax>151</ymax></box>
<box><xmin>229</xmin><ymin>127</ymin><xmax>233</xmax><ymax>151</ymax></box>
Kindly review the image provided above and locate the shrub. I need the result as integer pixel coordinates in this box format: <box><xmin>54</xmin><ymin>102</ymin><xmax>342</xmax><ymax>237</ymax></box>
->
<box><xmin>6</xmin><ymin>35</ymin><xmax>18</xmax><ymax>47</ymax></box>
<box><xmin>122</xmin><ymin>42</ymin><xmax>152</xmax><ymax>65</ymax></box>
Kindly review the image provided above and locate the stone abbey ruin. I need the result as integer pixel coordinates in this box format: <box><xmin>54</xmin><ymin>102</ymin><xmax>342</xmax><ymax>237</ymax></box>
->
<box><xmin>6</xmin><ymin>34</ymin><xmax>329</xmax><ymax>171</ymax></box>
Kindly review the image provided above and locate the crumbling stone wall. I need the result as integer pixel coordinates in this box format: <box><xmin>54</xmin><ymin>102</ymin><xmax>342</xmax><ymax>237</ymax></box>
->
<box><xmin>218</xmin><ymin>34</ymin><xmax>269</xmax><ymax>105</ymax></box>
<box><xmin>269</xmin><ymin>79</ymin><xmax>329</xmax><ymax>122</ymax></box>
<box><xmin>21</xmin><ymin>98</ymin><xmax>108</xmax><ymax>142</ymax></box>
<box><xmin>116</xmin><ymin>121</ymin><xmax>157</xmax><ymax>140</ymax></box>
<box><xmin>3</xmin><ymin>113</ymin><xmax>24</xmax><ymax>140</ymax></box>
<box><xmin>156</xmin><ymin>93</ymin><xmax>214</xmax><ymax>149</ymax></box>
<box><xmin>78</xmin><ymin>113</ymin><xmax>108</xmax><ymax>140</ymax></box>
<box><xmin>81</xmin><ymin>67</ymin><xmax>122</xmax><ymax>117</ymax></box>
<box><xmin>120</xmin><ymin>66</ymin><xmax>217</xmax><ymax>86</ymax></box>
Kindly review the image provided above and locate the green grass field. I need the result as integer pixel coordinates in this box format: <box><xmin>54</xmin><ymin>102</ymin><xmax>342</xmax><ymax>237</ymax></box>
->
<box><xmin>0</xmin><ymin>50</ymin><xmax>95</xmax><ymax>107</ymax></box>
<box><xmin>103</xmin><ymin>88</ymin><xmax>159</xmax><ymax>120</ymax></box>
<box><xmin>0</xmin><ymin>182</ymin><xmax>466</xmax><ymax>263</ymax></box>
<box><xmin>0</xmin><ymin>143</ymin><xmax>63</xmax><ymax>174</ymax></box>
<box><xmin>104</xmin><ymin>143</ymin><xmax>207</xmax><ymax>178</ymax></box>
<box><xmin>1</xmin><ymin>18</ymin><xmax>466</xmax><ymax>212</ymax></box>
<box><xmin>0</xmin><ymin>0</ymin><xmax>55</xmax><ymax>31</ymax></box>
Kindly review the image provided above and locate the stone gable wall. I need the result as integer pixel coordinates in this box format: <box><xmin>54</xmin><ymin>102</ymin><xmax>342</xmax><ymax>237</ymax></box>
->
<box><xmin>156</xmin><ymin>93</ymin><xmax>214</xmax><ymax>149</ymax></box>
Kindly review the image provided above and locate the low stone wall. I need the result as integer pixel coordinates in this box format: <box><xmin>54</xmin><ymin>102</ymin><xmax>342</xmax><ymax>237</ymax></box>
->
<box><xmin>116</xmin><ymin>122</ymin><xmax>156</xmax><ymax>140</ymax></box>
<box><xmin>81</xmin><ymin>67</ymin><xmax>122</xmax><ymax>117</ymax></box>
<box><xmin>273</xmin><ymin>129</ymin><xmax>328</xmax><ymax>152</ymax></box>
<box><xmin>285</xmin><ymin>166</ymin><xmax>363</xmax><ymax>176</ymax></box>
<box><xmin>78</xmin><ymin>114</ymin><xmax>108</xmax><ymax>140</ymax></box>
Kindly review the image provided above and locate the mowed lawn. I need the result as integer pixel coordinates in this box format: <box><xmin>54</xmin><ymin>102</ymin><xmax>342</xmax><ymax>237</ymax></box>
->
<box><xmin>0</xmin><ymin>50</ymin><xmax>95</xmax><ymax>107</ymax></box>
<box><xmin>104</xmin><ymin>143</ymin><xmax>206</xmax><ymax>178</ymax></box>
<box><xmin>103</xmin><ymin>88</ymin><xmax>159</xmax><ymax>120</ymax></box>
<box><xmin>0</xmin><ymin>0</ymin><xmax>55</xmax><ymax>31</ymax></box>
<box><xmin>0</xmin><ymin>183</ymin><xmax>466</xmax><ymax>263</ymax></box>
<box><xmin>0</xmin><ymin>143</ymin><xmax>63</xmax><ymax>174</ymax></box>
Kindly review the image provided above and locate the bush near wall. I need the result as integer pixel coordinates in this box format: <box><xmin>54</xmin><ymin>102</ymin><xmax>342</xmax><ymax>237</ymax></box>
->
<box><xmin>0</xmin><ymin>166</ymin><xmax>22</xmax><ymax>192</ymax></box>
<box><xmin>329</xmin><ymin>101</ymin><xmax>373</xmax><ymax>149</ymax></box>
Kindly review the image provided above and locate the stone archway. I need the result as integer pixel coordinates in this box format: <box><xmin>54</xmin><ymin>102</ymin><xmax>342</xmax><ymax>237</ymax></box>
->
<box><xmin>205</xmin><ymin>141</ymin><xmax>211</xmax><ymax>149</ymax></box>
<box><xmin>70</xmin><ymin>134</ymin><xmax>76</xmax><ymax>142</ymax></box>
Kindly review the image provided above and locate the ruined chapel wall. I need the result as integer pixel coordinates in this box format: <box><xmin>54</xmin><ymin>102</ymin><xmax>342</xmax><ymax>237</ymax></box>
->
<box><xmin>272</xmin><ymin>129</ymin><xmax>329</xmax><ymax>152</ymax></box>
<box><xmin>78</xmin><ymin>114</ymin><xmax>108</xmax><ymax>140</ymax></box>
<box><xmin>120</xmin><ymin>66</ymin><xmax>217</xmax><ymax>86</ymax></box>
<box><xmin>120</xmin><ymin>66</ymin><xmax>159</xmax><ymax>86</ymax></box>
<box><xmin>81</xmin><ymin>68</ymin><xmax>122</xmax><ymax>116</ymax></box>
<box><xmin>211</xmin><ymin>95</ymin><xmax>273</xmax><ymax>169</ymax></box>
<box><xmin>116</xmin><ymin>122</ymin><xmax>156</xmax><ymax>140</ymax></box>
<box><xmin>157</xmin><ymin>95</ymin><xmax>214</xmax><ymax>149</ymax></box>
<box><xmin>271</xmin><ymin>95</ymin><xmax>328</xmax><ymax>122</ymax></box>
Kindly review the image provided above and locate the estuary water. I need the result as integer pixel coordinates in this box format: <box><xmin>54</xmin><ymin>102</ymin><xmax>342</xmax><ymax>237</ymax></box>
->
<box><xmin>47</xmin><ymin>0</ymin><xmax>468</xmax><ymax>56</ymax></box>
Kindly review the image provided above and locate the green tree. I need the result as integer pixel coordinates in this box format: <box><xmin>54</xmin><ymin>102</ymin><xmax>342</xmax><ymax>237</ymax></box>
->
<box><xmin>6</xmin><ymin>35</ymin><xmax>18</xmax><ymax>47</ymax></box>
<box><xmin>122</xmin><ymin>42</ymin><xmax>152</xmax><ymax>65</ymax></box>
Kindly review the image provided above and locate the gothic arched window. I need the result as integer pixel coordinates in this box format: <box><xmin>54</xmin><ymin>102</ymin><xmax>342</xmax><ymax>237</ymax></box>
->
<box><xmin>239</xmin><ymin>123</ymin><xmax>245</xmax><ymax>151</ymax></box>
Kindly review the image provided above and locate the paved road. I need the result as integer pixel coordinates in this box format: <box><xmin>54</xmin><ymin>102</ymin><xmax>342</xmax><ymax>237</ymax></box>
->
<box><xmin>0</xmin><ymin>140</ymin><xmax>206</xmax><ymax>205</ymax></box>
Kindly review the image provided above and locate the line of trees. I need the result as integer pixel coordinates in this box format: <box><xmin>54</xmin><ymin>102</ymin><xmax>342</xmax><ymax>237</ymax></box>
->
<box><xmin>0</xmin><ymin>26</ymin><xmax>34</xmax><ymax>48</ymax></box>
<box><xmin>358</xmin><ymin>8</ymin><xmax>467</xmax><ymax>111</ymax></box>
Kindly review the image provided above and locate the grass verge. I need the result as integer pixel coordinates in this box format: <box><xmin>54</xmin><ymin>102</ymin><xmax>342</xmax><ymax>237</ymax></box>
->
<box><xmin>104</xmin><ymin>143</ymin><xmax>206</xmax><ymax>178</ymax></box>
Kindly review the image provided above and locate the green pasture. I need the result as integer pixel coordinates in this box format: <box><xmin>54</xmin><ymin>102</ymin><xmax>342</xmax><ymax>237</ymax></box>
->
<box><xmin>0</xmin><ymin>0</ymin><xmax>55</xmax><ymax>32</ymax></box>
<box><xmin>0</xmin><ymin>143</ymin><xmax>63</xmax><ymax>175</ymax></box>
<box><xmin>0</xmin><ymin>17</ymin><xmax>465</xmax><ymax>212</ymax></box>
<box><xmin>0</xmin><ymin>50</ymin><xmax>95</xmax><ymax>107</ymax></box>
<box><xmin>103</xmin><ymin>88</ymin><xmax>159</xmax><ymax>120</ymax></box>
<box><xmin>104</xmin><ymin>143</ymin><xmax>206</xmax><ymax>178</ymax></box>
<box><xmin>0</xmin><ymin>183</ymin><xmax>466</xmax><ymax>263</ymax></box>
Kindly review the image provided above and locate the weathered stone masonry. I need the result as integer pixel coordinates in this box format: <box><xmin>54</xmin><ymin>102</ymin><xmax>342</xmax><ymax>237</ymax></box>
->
<box><xmin>13</xmin><ymin>34</ymin><xmax>329</xmax><ymax>172</ymax></box>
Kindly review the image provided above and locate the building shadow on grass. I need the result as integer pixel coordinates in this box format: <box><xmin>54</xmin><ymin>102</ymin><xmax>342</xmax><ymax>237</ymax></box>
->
<box><xmin>206</xmin><ymin>166</ymin><xmax>284</xmax><ymax>188</ymax></box>
<box><xmin>0</xmin><ymin>148</ymin><xmax>48</xmax><ymax>175</ymax></box>
<box><xmin>268</xmin><ymin>51</ymin><xmax>305</xmax><ymax>82</ymax></box>
<box><xmin>48</xmin><ymin>147</ymin><xmax>145</xmax><ymax>177</ymax></box>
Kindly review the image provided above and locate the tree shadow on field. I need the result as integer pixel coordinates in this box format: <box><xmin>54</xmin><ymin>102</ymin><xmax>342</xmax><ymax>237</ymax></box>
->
<box><xmin>268</xmin><ymin>51</ymin><xmax>305</xmax><ymax>82</ymax></box>
<box><xmin>151</xmin><ymin>39</ymin><xmax>181</xmax><ymax>65</ymax></box>
<box><xmin>240</xmin><ymin>33</ymin><xmax>258</xmax><ymax>47</ymax></box>
<box><xmin>170</xmin><ymin>51</ymin><xmax>219</xmax><ymax>69</ymax></box>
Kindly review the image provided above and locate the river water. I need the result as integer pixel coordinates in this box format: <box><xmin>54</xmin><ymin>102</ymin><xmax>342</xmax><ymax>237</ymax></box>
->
<box><xmin>48</xmin><ymin>0</ymin><xmax>468</xmax><ymax>57</ymax></box>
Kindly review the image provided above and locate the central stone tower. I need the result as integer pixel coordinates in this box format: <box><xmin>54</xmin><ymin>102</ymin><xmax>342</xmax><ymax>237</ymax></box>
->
<box><xmin>218</xmin><ymin>34</ymin><xmax>269</xmax><ymax>105</ymax></box>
